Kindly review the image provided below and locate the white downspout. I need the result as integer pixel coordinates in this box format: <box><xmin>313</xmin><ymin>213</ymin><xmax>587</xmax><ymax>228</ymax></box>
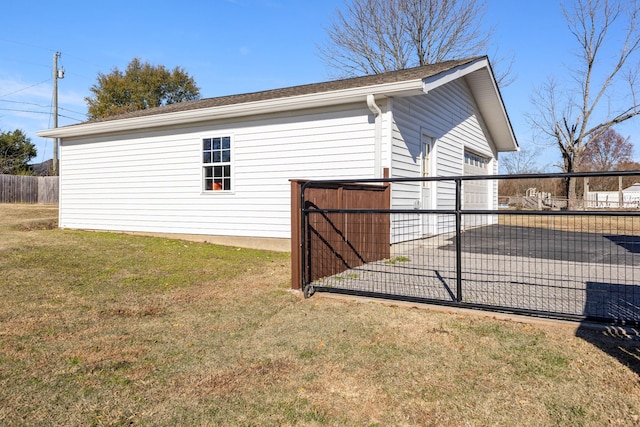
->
<box><xmin>367</xmin><ymin>94</ymin><xmax>382</xmax><ymax>178</ymax></box>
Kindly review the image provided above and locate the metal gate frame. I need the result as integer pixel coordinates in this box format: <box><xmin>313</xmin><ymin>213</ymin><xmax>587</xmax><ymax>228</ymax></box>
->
<box><xmin>293</xmin><ymin>171</ymin><xmax>640</xmax><ymax>325</ymax></box>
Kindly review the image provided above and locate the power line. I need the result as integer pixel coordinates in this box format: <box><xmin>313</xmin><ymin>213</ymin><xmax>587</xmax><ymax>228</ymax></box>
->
<box><xmin>0</xmin><ymin>79</ymin><xmax>51</xmax><ymax>98</ymax></box>
<box><xmin>0</xmin><ymin>38</ymin><xmax>57</xmax><ymax>53</ymax></box>
<box><xmin>0</xmin><ymin>96</ymin><xmax>88</xmax><ymax>118</ymax></box>
<box><xmin>58</xmin><ymin>113</ymin><xmax>84</xmax><ymax>122</ymax></box>
<box><xmin>0</xmin><ymin>101</ymin><xmax>87</xmax><ymax>119</ymax></box>
<box><xmin>59</xmin><ymin>106</ymin><xmax>87</xmax><ymax>117</ymax></box>
<box><xmin>0</xmin><ymin>38</ymin><xmax>112</xmax><ymax>80</ymax></box>
<box><xmin>0</xmin><ymin>99</ymin><xmax>50</xmax><ymax>108</ymax></box>
<box><xmin>0</xmin><ymin>107</ymin><xmax>85</xmax><ymax>122</ymax></box>
<box><xmin>0</xmin><ymin>107</ymin><xmax>50</xmax><ymax>114</ymax></box>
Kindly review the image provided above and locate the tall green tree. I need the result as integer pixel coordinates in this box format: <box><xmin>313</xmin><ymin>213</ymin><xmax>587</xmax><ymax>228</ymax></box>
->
<box><xmin>0</xmin><ymin>129</ymin><xmax>37</xmax><ymax>175</ymax></box>
<box><xmin>86</xmin><ymin>58</ymin><xmax>201</xmax><ymax>120</ymax></box>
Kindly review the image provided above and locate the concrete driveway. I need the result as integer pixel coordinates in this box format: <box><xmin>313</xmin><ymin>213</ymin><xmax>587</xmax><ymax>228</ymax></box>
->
<box><xmin>312</xmin><ymin>225</ymin><xmax>640</xmax><ymax>323</ymax></box>
<box><xmin>440</xmin><ymin>224</ymin><xmax>640</xmax><ymax>266</ymax></box>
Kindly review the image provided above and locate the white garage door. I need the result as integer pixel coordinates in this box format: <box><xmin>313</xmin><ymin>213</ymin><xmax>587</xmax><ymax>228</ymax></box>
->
<box><xmin>463</xmin><ymin>151</ymin><xmax>489</xmax><ymax>228</ymax></box>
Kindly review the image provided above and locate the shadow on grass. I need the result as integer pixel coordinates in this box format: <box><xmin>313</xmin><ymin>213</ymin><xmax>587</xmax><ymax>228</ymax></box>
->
<box><xmin>575</xmin><ymin>324</ymin><xmax>640</xmax><ymax>377</ymax></box>
<box><xmin>577</xmin><ymin>280</ymin><xmax>640</xmax><ymax>377</ymax></box>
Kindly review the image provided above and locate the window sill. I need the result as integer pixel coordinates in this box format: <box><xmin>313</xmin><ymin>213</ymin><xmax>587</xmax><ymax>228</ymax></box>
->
<box><xmin>201</xmin><ymin>190</ymin><xmax>235</xmax><ymax>195</ymax></box>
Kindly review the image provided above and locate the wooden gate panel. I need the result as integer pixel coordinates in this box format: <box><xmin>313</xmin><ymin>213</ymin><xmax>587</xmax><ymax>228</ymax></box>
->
<box><xmin>291</xmin><ymin>180</ymin><xmax>390</xmax><ymax>289</ymax></box>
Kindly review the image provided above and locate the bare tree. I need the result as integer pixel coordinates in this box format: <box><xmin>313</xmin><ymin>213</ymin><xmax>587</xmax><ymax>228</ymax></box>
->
<box><xmin>578</xmin><ymin>128</ymin><xmax>634</xmax><ymax>171</ymax></box>
<box><xmin>500</xmin><ymin>147</ymin><xmax>541</xmax><ymax>175</ymax></box>
<box><xmin>577</xmin><ymin>128</ymin><xmax>635</xmax><ymax>190</ymax></box>
<box><xmin>616</xmin><ymin>160</ymin><xmax>640</xmax><ymax>188</ymax></box>
<box><xmin>319</xmin><ymin>0</ymin><xmax>492</xmax><ymax>77</ymax></box>
<box><xmin>529</xmin><ymin>0</ymin><xmax>640</xmax><ymax>207</ymax></box>
<box><xmin>498</xmin><ymin>148</ymin><xmax>544</xmax><ymax>196</ymax></box>
<box><xmin>580</xmin><ymin>128</ymin><xmax>633</xmax><ymax>171</ymax></box>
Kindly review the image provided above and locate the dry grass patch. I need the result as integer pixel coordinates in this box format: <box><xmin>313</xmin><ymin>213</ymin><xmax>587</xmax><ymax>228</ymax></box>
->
<box><xmin>0</xmin><ymin>203</ymin><xmax>57</xmax><ymax>225</ymax></box>
<box><xmin>0</xmin><ymin>203</ymin><xmax>58</xmax><ymax>250</ymax></box>
<box><xmin>0</xmin><ymin>203</ymin><xmax>639</xmax><ymax>426</ymax></box>
<box><xmin>500</xmin><ymin>213</ymin><xmax>640</xmax><ymax>234</ymax></box>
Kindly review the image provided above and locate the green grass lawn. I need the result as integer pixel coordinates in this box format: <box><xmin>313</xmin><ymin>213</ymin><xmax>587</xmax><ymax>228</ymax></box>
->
<box><xmin>0</xmin><ymin>204</ymin><xmax>639</xmax><ymax>426</ymax></box>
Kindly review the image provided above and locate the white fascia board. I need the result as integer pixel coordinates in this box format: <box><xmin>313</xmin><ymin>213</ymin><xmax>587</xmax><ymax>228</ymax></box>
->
<box><xmin>422</xmin><ymin>57</ymin><xmax>518</xmax><ymax>153</ymax></box>
<box><xmin>37</xmin><ymin>80</ymin><xmax>424</xmax><ymax>139</ymax></box>
<box><xmin>422</xmin><ymin>57</ymin><xmax>487</xmax><ymax>94</ymax></box>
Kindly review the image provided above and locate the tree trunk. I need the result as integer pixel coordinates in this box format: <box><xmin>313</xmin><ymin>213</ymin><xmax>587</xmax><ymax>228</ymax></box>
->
<box><xmin>566</xmin><ymin>176</ymin><xmax>578</xmax><ymax>210</ymax></box>
<box><xmin>562</xmin><ymin>149</ymin><xmax>578</xmax><ymax>210</ymax></box>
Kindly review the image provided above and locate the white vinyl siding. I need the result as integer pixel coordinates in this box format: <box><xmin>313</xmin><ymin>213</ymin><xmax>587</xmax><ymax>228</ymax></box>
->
<box><xmin>59</xmin><ymin>105</ymin><xmax>377</xmax><ymax>240</ymax></box>
<box><xmin>389</xmin><ymin>79</ymin><xmax>498</xmax><ymax>242</ymax></box>
<box><xmin>57</xmin><ymin>75</ymin><xmax>507</xmax><ymax>246</ymax></box>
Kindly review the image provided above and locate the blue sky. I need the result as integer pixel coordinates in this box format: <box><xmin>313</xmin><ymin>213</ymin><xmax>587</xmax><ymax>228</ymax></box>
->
<box><xmin>1</xmin><ymin>0</ymin><xmax>639</xmax><ymax>170</ymax></box>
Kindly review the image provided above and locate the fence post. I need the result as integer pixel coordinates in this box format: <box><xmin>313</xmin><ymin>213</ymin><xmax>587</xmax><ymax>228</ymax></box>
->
<box><xmin>537</xmin><ymin>192</ymin><xmax>542</xmax><ymax>210</ymax></box>
<box><xmin>455</xmin><ymin>178</ymin><xmax>463</xmax><ymax>303</ymax></box>
<box><xmin>290</xmin><ymin>180</ymin><xmax>304</xmax><ymax>290</ymax></box>
<box><xmin>584</xmin><ymin>177</ymin><xmax>590</xmax><ymax>209</ymax></box>
<box><xmin>302</xmin><ymin>182</ymin><xmax>313</xmax><ymax>297</ymax></box>
<box><xmin>619</xmin><ymin>176</ymin><xmax>623</xmax><ymax>209</ymax></box>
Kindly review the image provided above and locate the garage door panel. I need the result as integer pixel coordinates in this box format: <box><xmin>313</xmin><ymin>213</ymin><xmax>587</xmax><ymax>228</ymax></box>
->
<box><xmin>463</xmin><ymin>151</ymin><xmax>489</xmax><ymax>228</ymax></box>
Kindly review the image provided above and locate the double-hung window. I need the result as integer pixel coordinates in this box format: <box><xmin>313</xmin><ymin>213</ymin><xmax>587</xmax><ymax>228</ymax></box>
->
<box><xmin>203</xmin><ymin>136</ymin><xmax>231</xmax><ymax>191</ymax></box>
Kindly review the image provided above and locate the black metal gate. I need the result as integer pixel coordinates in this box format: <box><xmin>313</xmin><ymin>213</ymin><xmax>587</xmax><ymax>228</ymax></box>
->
<box><xmin>298</xmin><ymin>172</ymin><xmax>640</xmax><ymax>325</ymax></box>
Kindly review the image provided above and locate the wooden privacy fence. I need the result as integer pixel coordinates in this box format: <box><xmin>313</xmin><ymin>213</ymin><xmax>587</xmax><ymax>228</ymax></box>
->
<box><xmin>0</xmin><ymin>175</ymin><xmax>59</xmax><ymax>204</ymax></box>
<box><xmin>290</xmin><ymin>179</ymin><xmax>391</xmax><ymax>290</ymax></box>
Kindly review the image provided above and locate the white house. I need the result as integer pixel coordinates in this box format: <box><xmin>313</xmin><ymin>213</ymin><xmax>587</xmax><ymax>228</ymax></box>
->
<box><xmin>585</xmin><ymin>182</ymin><xmax>640</xmax><ymax>208</ymax></box>
<box><xmin>38</xmin><ymin>56</ymin><xmax>518</xmax><ymax>251</ymax></box>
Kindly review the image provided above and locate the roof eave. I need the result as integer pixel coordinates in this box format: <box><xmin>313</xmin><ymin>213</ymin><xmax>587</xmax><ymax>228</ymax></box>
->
<box><xmin>38</xmin><ymin>57</ymin><xmax>519</xmax><ymax>152</ymax></box>
<box><xmin>422</xmin><ymin>57</ymin><xmax>519</xmax><ymax>153</ymax></box>
<box><xmin>37</xmin><ymin>80</ymin><xmax>424</xmax><ymax>139</ymax></box>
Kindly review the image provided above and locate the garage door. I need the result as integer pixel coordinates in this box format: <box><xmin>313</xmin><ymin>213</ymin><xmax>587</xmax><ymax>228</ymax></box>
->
<box><xmin>463</xmin><ymin>151</ymin><xmax>489</xmax><ymax>228</ymax></box>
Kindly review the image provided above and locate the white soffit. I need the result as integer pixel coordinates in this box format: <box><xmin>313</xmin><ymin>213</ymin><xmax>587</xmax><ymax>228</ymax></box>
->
<box><xmin>422</xmin><ymin>57</ymin><xmax>518</xmax><ymax>153</ymax></box>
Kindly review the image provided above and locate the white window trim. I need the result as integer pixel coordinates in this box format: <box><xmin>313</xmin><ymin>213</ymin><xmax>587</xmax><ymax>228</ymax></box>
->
<box><xmin>421</xmin><ymin>133</ymin><xmax>435</xmax><ymax>188</ymax></box>
<box><xmin>202</xmin><ymin>135</ymin><xmax>234</xmax><ymax>194</ymax></box>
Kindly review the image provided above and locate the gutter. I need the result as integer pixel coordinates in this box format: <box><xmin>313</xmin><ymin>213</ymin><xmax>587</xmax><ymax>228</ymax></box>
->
<box><xmin>366</xmin><ymin>94</ymin><xmax>383</xmax><ymax>179</ymax></box>
<box><xmin>38</xmin><ymin>80</ymin><xmax>423</xmax><ymax>139</ymax></box>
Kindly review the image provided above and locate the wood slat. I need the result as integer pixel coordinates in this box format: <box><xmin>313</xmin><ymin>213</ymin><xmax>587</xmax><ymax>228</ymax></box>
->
<box><xmin>0</xmin><ymin>175</ymin><xmax>59</xmax><ymax>204</ymax></box>
<box><xmin>291</xmin><ymin>179</ymin><xmax>390</xmax><ymax>289</ymax></box>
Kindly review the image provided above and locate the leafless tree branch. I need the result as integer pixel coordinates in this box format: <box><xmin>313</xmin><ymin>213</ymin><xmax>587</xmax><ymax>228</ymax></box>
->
<box><xmin>318</xmin><ymin>0</ymin><xmax>504</xmax><ymax>80</ymax></box>
<box><xmin>529</xmin><ymin>0</ymin><xmax>640</xmax><ymax>205</ymax></box>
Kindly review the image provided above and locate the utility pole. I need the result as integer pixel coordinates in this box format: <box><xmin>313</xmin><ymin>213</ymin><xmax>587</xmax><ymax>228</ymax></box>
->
<box><xmin>52</xmin><ymin>52</ymin><xmax>63</xmax><ymax>175</ymax></box>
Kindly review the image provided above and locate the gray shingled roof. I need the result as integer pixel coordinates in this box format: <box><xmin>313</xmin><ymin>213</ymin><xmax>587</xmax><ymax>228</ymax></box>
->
<box><xmin>90</xmin><ymin>57</ymin><xmax>482</xmax><ymax>123</ymax></box>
